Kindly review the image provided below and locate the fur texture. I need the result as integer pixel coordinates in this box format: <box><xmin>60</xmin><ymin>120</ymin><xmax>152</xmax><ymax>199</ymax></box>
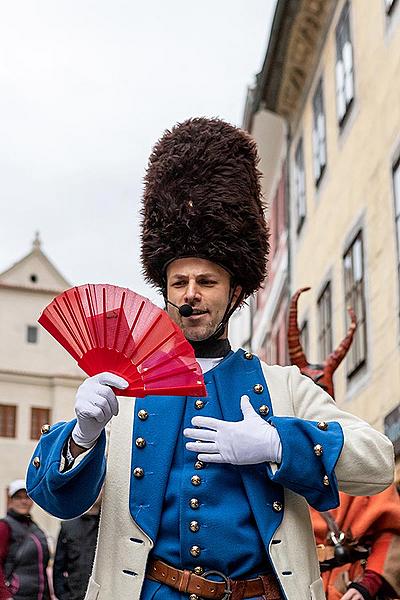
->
<box><xmin>140</xmin><ymin>117</ymin><xmax>269</xmax><ymax>297</ymax></box>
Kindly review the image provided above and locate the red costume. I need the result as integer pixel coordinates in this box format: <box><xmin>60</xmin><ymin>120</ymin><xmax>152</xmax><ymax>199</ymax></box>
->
<box><xmin>311</xmin><ymin>485</ymin><xmax>400</xmax><ymax>599</ymax></box>
<box><xmin>288</xmin><ymin>288</ymin><xmax>400</xmax><ymax>599</ymax></box>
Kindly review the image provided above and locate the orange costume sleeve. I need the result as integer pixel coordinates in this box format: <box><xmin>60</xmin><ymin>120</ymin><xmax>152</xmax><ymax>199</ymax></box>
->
<box><xmin>311</xmin><ymin>483</ymin><xmax>400</xmax><ymax>599</ymax></box>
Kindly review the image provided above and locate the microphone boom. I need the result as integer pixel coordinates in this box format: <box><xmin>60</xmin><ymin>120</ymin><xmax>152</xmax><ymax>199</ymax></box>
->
<box><xmin>167</xmin><ymin>300</ymin><xmax>194</xmax><ymax>317</ymax></box>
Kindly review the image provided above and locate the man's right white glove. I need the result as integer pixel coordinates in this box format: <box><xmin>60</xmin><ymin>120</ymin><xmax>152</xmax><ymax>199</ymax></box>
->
<box><xmin>184</xmin><ymin>394</ymin><xmax>282</xmax><ymax>465</ymax></box>
<box><xmin>72</xmin><ymin>372</ymin><xmax>128</xmax><ymax>448</ymax></box>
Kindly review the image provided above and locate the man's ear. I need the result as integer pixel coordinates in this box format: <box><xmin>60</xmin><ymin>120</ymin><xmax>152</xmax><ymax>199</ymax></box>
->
<box><xmin>232</xmin><ymin>284</ymin><xmax>244</xmax><ymax>305</ymax></box>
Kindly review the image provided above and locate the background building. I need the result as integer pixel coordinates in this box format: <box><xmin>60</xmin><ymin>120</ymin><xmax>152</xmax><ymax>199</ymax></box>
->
<box><xmin>241</xmin><ymin>0</ymin><xmax>400</xmax><ymax>479</ymax></box>
<box><xmin>230</xmin><ymin>109</ymin><xmax>289</xmax><ymax>359</ymax></box>
<box><xmin>0</xmin><ymin>234</ymin><xmax>83</xmax><ymax>539</ymax></box>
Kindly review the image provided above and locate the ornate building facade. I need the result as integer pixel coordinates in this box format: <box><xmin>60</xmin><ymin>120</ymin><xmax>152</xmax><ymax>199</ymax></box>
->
<box><xmin>241</xmin><ymin>0</ymin><xmax>400</xmax><ymax>477</ymax></box>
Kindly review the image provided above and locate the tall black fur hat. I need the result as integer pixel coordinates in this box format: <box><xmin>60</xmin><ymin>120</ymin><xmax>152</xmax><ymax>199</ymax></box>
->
<box><xmin>140</xmin><ymin>117</ymin><xmax>269</xmax><ymax>297</ymax></box>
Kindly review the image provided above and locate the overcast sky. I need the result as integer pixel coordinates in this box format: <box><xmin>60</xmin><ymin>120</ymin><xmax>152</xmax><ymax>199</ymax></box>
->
<box><xmin>0</xmin><ymin>1</ymin><xmax>275</xmax><ymax>303</ymax></box>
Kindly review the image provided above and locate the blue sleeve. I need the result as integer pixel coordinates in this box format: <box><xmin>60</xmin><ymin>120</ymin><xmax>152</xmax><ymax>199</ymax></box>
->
<box><xmin>26</xmin><ymin>419</ymin><xmax>106</xmax><ymax>519</ymax></box>
<box><xmin>266</xmin><ymin>416</ymin><xmax>344</xmax><ymax>511</ymax></box>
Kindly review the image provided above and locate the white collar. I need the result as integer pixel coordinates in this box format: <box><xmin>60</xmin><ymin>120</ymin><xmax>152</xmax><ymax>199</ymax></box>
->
<box><xmin>196</xmin><ymin>356</ymin><xmax>224</xmax><ymax>374</ymax></box>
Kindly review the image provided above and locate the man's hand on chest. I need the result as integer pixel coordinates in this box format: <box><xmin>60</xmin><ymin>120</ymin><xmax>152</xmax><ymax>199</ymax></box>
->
<box><xmin>183</xmin><ymin>394</ymin><xmax>282</xmax><ymax>465</ymax></box>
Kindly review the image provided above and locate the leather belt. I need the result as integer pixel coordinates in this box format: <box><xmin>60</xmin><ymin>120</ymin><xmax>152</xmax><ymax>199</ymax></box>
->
<box><xmin>316</xmin><ymin>544</ymin><xmax>335</xmax><ymax>562</ymax></box>
<box><xmin>146</xmin><ymin>558</ymin><xmax>282</xmax><ymax>600</ymax></box>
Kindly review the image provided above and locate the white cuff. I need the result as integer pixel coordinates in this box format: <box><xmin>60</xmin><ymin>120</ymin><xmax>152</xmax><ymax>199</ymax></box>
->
<box><xmin>59</xmin><ymin>437</ymin><xmax>95</xmax><ymax>472</ymax></box>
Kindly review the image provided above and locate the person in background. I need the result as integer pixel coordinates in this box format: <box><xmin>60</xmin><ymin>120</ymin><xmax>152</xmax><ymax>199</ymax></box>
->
<box><xmin>312</xmin><ymin>483</ymin><xmax>400</xmax><ymax>600</ymax></box>
<box><xmin>52</xmin><ymin>495</ymin><xmax>101</xmax><ymax>600</ymax></box>
<box><xmin>0</xmin><ymin>480</ymin><xmax>50</xmax><ymax>600</ymax></box>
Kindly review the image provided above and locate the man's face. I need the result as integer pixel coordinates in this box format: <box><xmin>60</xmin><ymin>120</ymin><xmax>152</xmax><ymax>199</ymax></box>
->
<box><xmin>166</xmin><ymin>258</ymin><xmax>241</xmax><ymax>341</ymax></box>
<box><xmin>9</xmin><ymin>489</ymin><xmax>33</xmax><ymax>515</ymax></box>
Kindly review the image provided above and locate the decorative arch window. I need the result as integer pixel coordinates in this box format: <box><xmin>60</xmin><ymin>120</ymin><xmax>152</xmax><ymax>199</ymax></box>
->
<box><xmin>0</xmin><ymin>405</ymin><xmax>16</xmax><ymax>438</ymax></box>
<box><xmin>294</xmin><ymin>138</ymin><xmax>306</xmax><ymax>232</ymax></box>
<box><xmin>31</xmin><ymin>408</ymin><xmax>51</xmax><ymax>440</ymax></box>
<box><xmin>317</xmin><ymin>282</ymin><xmax>333</xmax><ymax>362</ymax></box>
<box><xmin>385</xmin><ymin>0</ymin><xmax>398</xmax><ymax>15</ymax></box>
<box><xmin>27</xmin><ymin>325</ymin><xmax>38</xmax><ymax>344</ymax></box>
<box><xmin>312</xmin><ymin>79</ymin><xmax>327</xmax><ymax>186</ymax></box>
<box><xmin>343</xmin><ymin>232</ymin><xmax>367</xmax><ymax>376</ymax></box>
<box><xmin>335</xmin><ymin>2</ymin><xmax>355</xmax><ymax>127</ymax></box>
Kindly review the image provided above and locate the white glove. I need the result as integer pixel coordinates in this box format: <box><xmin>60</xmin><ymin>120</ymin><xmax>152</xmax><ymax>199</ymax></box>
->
<box><xmin>72</xmin><ymin>372</ymin><xmax>128</xmax><ymax>448</ymax></box>
<box><xmin>184</xmin><ymin>394</ymin><xmax>282</xmax><ymax>465</ymax></box>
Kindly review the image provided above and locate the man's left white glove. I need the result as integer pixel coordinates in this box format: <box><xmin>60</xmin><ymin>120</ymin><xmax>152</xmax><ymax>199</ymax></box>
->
<box><xmin>184</xmin><ymin>394</ymin><xmax>282</xmax><ymax>465</ymax></box>
<box><xmin>72</xmin><ymin>372</ymin><xmax>128</xmax><ymax>449</ymax></box>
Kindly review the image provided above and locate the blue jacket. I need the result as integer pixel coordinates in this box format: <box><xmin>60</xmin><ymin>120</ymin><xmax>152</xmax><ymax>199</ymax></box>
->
<box><xmin>26</xmin><ymin>350</ymin><xmax>395</xmax><ymax>600</ymax></box>
<box><xmin>27</xmin><ymin>352</ymin><xmax>344</xmax><ymax>576</ymax></box>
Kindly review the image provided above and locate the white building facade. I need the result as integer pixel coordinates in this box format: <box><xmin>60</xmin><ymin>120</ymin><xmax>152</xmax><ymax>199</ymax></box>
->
<box><xmin>0</xmin><ymin>236</ymin><xmax>83</xmax><ymax>540</ymax></box>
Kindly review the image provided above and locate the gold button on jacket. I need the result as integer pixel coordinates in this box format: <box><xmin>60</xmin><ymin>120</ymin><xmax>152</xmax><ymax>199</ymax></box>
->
<box><xmin>189</xmin><ymin>520</ymin><xmax>200</xmax><ymax>532</ymax></box>
<box><xmin>190</xmin><ymin>545</ymin><xmax>201</xmax><ymax>557</ymax></box>
<box><xmin>314</xmin><ymin>444</ymin><xmax>323</xmax><ymax>456</ymax></box>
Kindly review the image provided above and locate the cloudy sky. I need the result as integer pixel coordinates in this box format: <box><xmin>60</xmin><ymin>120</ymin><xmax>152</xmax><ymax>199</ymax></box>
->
<box><xmin>0</xmin><ymin>1</ymin><xmax>275</xmax><ymax>303</ymax></box>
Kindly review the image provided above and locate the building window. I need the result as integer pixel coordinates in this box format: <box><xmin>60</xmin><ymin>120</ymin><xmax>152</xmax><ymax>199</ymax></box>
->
<box><xmin>0</xmin><ymin>405</ymin><xmax>17</xmax><ymax>438</ymax></box>
<box><xmin>318</xmin><ymin>282</ymin><xmax>333</xmax><ymax>361</ymax></box>
<box><xmin>312</xmin><ymin>80</ymin><xmax>327</xmax><ymax>185</ymax></box>
<box><xmin>393</xmin><ymin>159</ymin><xmax>400</xmax><ymax>316</ymax></box>
<box><xmin>270</xmin><ymin>192</ymin><xmax>278</xmax><ymax>256</ymax></box>
<box><xmin>384</xmin><ymin>405</ymin><xmax>400</xmax><ymax>458</ymax></box>
<box><xmin>385</xmin><ymin>0</ymin><xmax>398</xmax><ymax>15</ymax></box>
<box><xmin>277</xmin><ymin>167</ymin><xmax>286</xmax><ymax>237</ymax></box>
<box><xmin>300</xmin><ymin>320</ymin><xmax>309</xmax><ymax>359</ymax></box>
<box><xmin>31</xmin><ymin>408</ymin><xmax>51</xmax><ymax>440</ymax></box>
<box><xmin>264</xmin><ymin>332</ymin><xmax>273</xmax><ymax>364</ymax></box>
<box><xmin>27</xmin><ymin>325</ymin><xmax>38</xmax><ymax>344</ymax></box>
<box><xmin>294</xmin><ymin>139</ymin><xmax>306</xmax><ymax>232</ymax></box>
<box><xmin>335</xmin><ymin>2</ymin><xmax>354</xmax><ymax>126</ymax></box>
<box><xmin>30</xmin><ymin>274</ymin><xmax>38</xmax><ymax>283</ymax></box>
<box><xmin>343</xmin><ymin>232</ymin><xmax>367</xmax><ymax>376</ymax></box>
<box><xmin>273</xmin><ymin>330</ymin><xmax>280</xmax><ymax>365</ymax></box>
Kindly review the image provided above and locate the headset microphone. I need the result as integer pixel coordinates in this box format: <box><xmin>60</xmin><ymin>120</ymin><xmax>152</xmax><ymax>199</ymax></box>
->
<box><xmin>166</xmin><ymin>300</ymin><xmax>194</xmax><ymax>317</ymax></box>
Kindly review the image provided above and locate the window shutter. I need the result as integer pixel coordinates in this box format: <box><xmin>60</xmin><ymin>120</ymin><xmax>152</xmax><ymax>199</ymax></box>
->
<box><xmin>336</xmin><ymin>60</ymin><xmax>346</xmax><ymax>121</ymax></box>
<box><xmin>343</xmin><ymin>41</ymin><xmax>354</xmax><ymax>103</ymax></box>
<box><xmin>353</xmin><ymin>238</ymin><xmax>363</xmax><ymax>282</ymax></box>
<box><xmin>312</xmin><ymin>127</ymin><xmax>320</xmax><ymax>181</ymax></box>
<box><xmin>295</xmin><ymin>168</ymin><xmax>300</xmax><ymax>216</ymax></box>
<box><xmin>300</xmin><ymin>170</ymin><xmax>306</xmax><ymax>216</ymax></box>
<box><xmin>318</xmin><ymin>114</ymin><xmax>326</xmax><ymax>168</ymax></box>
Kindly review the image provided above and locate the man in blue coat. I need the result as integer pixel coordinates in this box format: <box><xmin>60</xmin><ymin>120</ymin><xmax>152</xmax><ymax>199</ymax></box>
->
<box><xmin>27</xmin><ymin>118</ymin><xmax>394</xmax><ymax>600</ymax></box>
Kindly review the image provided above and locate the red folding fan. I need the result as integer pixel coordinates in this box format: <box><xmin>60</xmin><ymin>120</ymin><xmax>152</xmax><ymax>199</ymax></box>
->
<box><xmin>38</xmin><ymin>284</ymin><xmax>206</xmax><ymax>398</ymax></box>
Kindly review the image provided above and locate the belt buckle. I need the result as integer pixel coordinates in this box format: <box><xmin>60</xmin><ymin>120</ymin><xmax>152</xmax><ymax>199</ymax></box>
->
<box><xmin>201</xmin><ymin>569</ymin><xmax>232</xmax><ymax>600</ymax></box>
